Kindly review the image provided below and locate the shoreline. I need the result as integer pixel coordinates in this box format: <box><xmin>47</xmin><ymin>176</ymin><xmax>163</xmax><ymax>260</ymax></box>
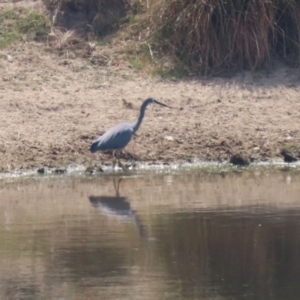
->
<box><xmin>1</xmin><ymin>160</ymin><xmax>300</xmax><ymax>181</ymax></box>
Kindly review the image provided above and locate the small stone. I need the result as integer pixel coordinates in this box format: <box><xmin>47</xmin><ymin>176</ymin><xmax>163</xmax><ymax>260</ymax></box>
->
<box><xmin>7</xmin><ymin>55</ymin><xmax>13</xmax><ymax>62</ymax></box>
<box><xmin>229</xmin><ymin>154</ymin><xmax>250</xmax><ymax>166</ymax></box>
<box><xmin>80</xmin><ymin>134</ymin><xmax>90</xmax><ymax>140</ymax></box>
<box><xmin>53</xmin><ymin>168</ymin><xmax>66</xmax><ymax>174</ymax></box>
<box><xmin>165</xmin><ymin>136</ymin><xmax>174</xmax><ymax>141</ymax></box>
<box><xmin>96</xmin><ymin>166</ymin><xmax>104</xmax><ymax>172</ymax></box>
<box><xmin>130</xmin><ymin>162</ymin><xmax>137</xmax><ymax>168</ymax></box>
<box><xmin>85</xmin><ymin>166</ymin><xmax>94</xmax><ymax>174</ymax></box>
<box><xmin>122</xmin><ymin>99</ymin><xmax>133</xmax><ymax>109</ymax></box>
<box><xmin>37</xmin><ymin>167</ymin><xmax>45</xmax><ymax>174</ymax></box>
<box><xmin>281</xmin><ymin>151</ymin><xmax>298</xmax><ymax>163</ymax></box>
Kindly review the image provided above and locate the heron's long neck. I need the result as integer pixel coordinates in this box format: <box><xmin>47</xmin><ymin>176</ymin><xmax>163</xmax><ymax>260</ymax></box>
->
<box><xmin>132</xmin><ymin>102</ymin><xmax>148</xmax><ymax>133</ymax></box>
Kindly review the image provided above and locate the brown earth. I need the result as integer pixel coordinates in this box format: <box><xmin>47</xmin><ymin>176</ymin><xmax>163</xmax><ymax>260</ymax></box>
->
<box><xmin>1</xmin><ymin>1</ymin><xmax>300</xmax><ymax>172</ymax></box>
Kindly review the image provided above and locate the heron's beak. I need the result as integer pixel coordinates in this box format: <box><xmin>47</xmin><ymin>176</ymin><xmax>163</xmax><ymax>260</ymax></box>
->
<box><xmin>153</xmin><ymin>99</ymin><xmax>172</xmax><ymax>108</ymax></box>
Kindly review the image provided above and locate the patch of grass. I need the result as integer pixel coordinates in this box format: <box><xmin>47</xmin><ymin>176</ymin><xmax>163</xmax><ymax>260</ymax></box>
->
<box><xmin>18</xmin><ymin>11</ymin><xmax>50</xmax><ymax>41</ymax></box>
<box><xmin>0</xmin><ymin>10</ymin><xmax>19</xmax><ymax>48</ymax></box>
<box><xmin>113</xmin><ymin>41</ymin><xmax>150</xmax><ymax>71</ymax></box>
<box><xmin>72</xmin><ymin>64</ymin><xmax>89</xmax><ymax>72</ymax></box>
<box><xmin>0</xmin><ymin>8</ymin><xmax>51</xmax><ymax>49</ymax></box>
<box><xmin>155</xmin><ymin>65</ymin><xmax>190</xmax><ymax>80</ymax></box>
<box><xmin>129</xmin><ymin>58</ymin><xmax>144</xmax><ymax>70</ymax></box>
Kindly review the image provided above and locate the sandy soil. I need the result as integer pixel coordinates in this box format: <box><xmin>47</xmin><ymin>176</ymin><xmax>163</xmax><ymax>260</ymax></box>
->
<box><xmin>1</xmin><ymin>1</ymin><xmax>300</xmax><ymax>172</ymax></box>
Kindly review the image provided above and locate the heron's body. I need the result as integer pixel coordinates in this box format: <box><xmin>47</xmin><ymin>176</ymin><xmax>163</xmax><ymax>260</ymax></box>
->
<box><xmin>89</xmin><ymin>97</ymin><xmax>171</xmax><ymax>170</ymax></box>
<box><xmin>90</xmin><ymin>122</ymin><xmax>134</xmax><ymax>153</ymax></box>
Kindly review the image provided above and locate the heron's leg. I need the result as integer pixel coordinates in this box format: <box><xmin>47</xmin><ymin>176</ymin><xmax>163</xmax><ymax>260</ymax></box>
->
<box><xmin>112</xmin><ymin>151</ymin><xmax>117</xmax><ymax>171</ymax></box>
<box><xmin>115</xmin><ymin>151</ymin><xmax>127</xmax><ymax>172</ymax></box>
<box><xmin>117</xmin><ymin>159</ymin><xmax>127</xmax><ymax>172</ymax></box>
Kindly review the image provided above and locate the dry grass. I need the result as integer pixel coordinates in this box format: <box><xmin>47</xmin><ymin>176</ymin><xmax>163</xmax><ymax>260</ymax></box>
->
<box><xmin>93</xmin><ymin>0</ymin><xmax>300</xmax><ymax>76</ymax></box>
<box><xmin>47</xmin><ymin>27</ymin><xmax>96</xmax><ymax>57</ymax></box>
<box><xmin>146</xmin><ymin>0</ymin><xmax>300</xmax><ymax>75</ymax></box>
<box><xmin>42</xmin><ymin>0</ymin><xmax>130</xmax><ymax>36</ymax></box>
<box><xmin>3</xmin><ymin>0</ymin><xmax>300</xmax><ymax>75</ymax></box>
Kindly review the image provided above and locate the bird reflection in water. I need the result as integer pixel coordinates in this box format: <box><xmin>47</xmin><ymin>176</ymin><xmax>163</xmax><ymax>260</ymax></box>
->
<box><xmin>89</xmin><ymin>177</ymin><xmax>145</xmax><ymax>238</ymax></box>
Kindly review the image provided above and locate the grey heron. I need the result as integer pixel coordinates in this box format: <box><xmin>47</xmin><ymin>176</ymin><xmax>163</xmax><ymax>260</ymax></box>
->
<box><xmin>90</xmin><ymin>97</ymin><xmax>171</xmax><ymax>170</ymax></box>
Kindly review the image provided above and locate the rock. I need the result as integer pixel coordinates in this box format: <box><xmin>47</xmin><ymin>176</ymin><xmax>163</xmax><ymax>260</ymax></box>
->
<box><xmin>85</xmin><ymin>166</ymin><xmax>94</xmax><ymax>174</ymax></box>
<box><xmin>96</xmin><ymin>166</ymin><xmax>104</xmax><ymax>172</ymax></box>
<box><xmin>165</xmin><ymin>136</ymin><xmax>174</xmax><ymax>141</ymax></box>
<box><xmin>122</xmin><ymin>99</ymin><xmax>133</xmax><ymax>109</ymax></box>
<box><xmin>37</xmin><ymin>167</ymin><xmax>45</xmax><ymax>174</ymax></box>
<box><xmin>53</xmin><ymin>168</ymin><xmax>66</xmax><ymax>174</ymax></box>
<box><xmin>229</xmin><ymin>154</ymin><xmax>250</xmax><ymax>166</ymax></box>
<box><xmin>281</xmin><ymin>150</ymin><xmax>298</xmax><ymax>163</ymax></box>
<box><xmin>7</xmin><ymin>55</ymin><xmax>13</xmax><ymax>62</ymax></box>
<box><xmin>80</xmin><ymin>134</ymin><xmax>90</xmax><ymax>140</ymax></box>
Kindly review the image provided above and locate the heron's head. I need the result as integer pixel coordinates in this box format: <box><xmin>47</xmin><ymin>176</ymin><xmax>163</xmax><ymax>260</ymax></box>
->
<box><xmin>145</xmin><ymin>97</ymin><xmax>171</xmax><ymax>108</ymax></box>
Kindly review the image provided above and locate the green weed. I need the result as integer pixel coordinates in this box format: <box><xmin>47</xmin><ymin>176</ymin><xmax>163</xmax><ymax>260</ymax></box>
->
<box><xmin>0</xmin><ymin>9</ymin><xmax>51</xmax><ymax>49</ymax></box>
<box><xmin>129</xmin><ymin>58</ymin><xmax>144</xmax><ymax>70</ymax></box>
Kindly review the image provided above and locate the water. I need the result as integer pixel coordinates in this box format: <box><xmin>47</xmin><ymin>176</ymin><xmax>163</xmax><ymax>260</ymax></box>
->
<box><xmin>0</xmin><ymin>170</ymin><xmax>300</xmax><ymax>300</ymax></box>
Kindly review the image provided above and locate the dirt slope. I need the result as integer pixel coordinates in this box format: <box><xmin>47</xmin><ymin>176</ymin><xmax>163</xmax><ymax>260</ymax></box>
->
<box><xmin>0</xmin><ymin>1</ymin><xmax>300</xmax><ymax>171</ymax></box>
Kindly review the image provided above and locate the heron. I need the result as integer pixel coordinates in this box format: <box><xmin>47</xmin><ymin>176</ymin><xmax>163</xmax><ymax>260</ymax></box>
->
<box><xmin>90</xmin><ymin>97</ymin><xmax>171</xmax><ymax>171</ymax></box>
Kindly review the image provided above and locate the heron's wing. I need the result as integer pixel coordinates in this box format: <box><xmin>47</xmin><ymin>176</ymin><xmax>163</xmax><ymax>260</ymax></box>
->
<box><xmin>91</xmin><ymin>123</ymin><xmax>133</xmax><ymax>152</ymax></box>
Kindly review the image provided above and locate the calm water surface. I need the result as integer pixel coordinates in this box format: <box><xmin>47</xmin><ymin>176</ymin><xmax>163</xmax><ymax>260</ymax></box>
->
<box><xmin>0</xmin><ymin>171</ymin><xmax>300</xmax><ymax>300</ymax></box>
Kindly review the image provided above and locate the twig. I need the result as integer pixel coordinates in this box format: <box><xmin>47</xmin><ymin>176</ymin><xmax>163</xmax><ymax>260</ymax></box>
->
<box><xmin>142</xmin><ymin>42</ymin><xmax>156</xmax><ymax>63</ymax></box>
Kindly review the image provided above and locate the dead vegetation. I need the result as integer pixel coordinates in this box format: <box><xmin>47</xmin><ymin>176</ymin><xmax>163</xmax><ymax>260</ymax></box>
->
<box><xmin>147</xmin><ymin>0</ymin><xmax>300</xmax><ymax>75</ymax></box>
<box><xmin>42</xmin><ymin>0</ymin><xmax>130</xmax><ymax>36</ymax></box>
<box><xmin>2</xmin><ymin>0</ymin><xmax>300</xmax><ymax>75</ymax></box>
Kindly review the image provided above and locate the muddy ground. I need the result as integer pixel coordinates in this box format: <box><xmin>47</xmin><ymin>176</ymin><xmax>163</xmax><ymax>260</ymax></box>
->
<box><xmin>1</xmin><ymin>2</ymin><xmax>300</xmax><ymax>172</ymax></box>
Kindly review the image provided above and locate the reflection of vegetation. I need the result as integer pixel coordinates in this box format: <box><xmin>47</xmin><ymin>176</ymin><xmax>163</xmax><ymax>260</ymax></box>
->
<box><xmin>0</xmin><ymin>219</ymin><xmax>134</xmax><ymax>299</ymax></box>
<box><xmin>154</xmin><ymin>209</ymin><xmax>300</xmax><ymax>299</ymax></box>
<box><xmin>49</xmin><ymin>237</ymin><xmax>127</xmax><ymax>280</ymax></box>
